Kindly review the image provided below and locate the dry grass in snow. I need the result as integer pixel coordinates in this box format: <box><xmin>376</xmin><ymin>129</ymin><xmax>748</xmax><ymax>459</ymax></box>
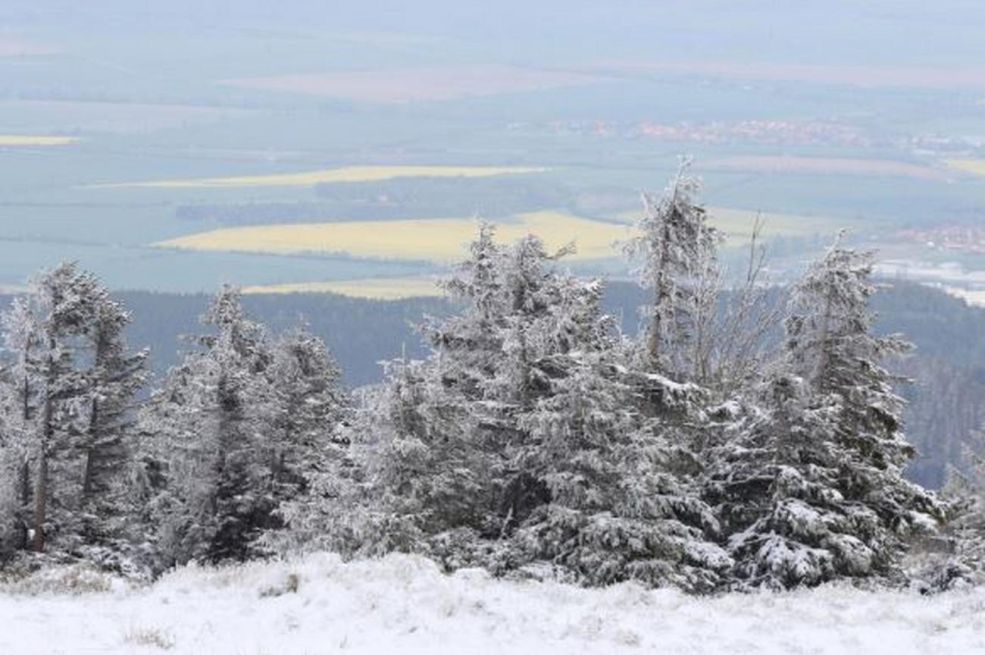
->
<box><xmin>0</xmin><ymin>553</ymin><xmax>983</xmax><ymax>654</ymax></box>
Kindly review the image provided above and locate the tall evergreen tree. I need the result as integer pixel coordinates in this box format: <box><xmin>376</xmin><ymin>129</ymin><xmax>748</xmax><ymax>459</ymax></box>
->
<box><xmin>79</xmin><ymin>294</ymin><xmax>148</xmax><ymax>546</ymax></box>
<box><xmin>0</xmin><ymin>262</ymin><xmax>145</xmax><ymax>558</ymax></box>
<box><xmin>710</xmin><ymin>241</ymin><xmax>943</xmax><ymax>588</ymax></box>
<box><xmin>0</xmin><ymin>299</ymin><xmax>41</xmax><ymax>555</ymax></box>
<box><xmin>0</xmin><ymin>376</ymin><xmax>28</xmax><ymax>559</ymax></box>
<box><xmin>786</xmin><ymin>243</ymin><xmax>942</xmax><ymax>557</ymax></box>
<box><xmin>141</xmin><ymin>288</ymin><xmax>350</xmax><ymax>566</ymax></box>
<box><xmin>140</xmin><ymin>287</ymin><xmax>276</xmax><ymax>565</ymax></box>
<box><xmin>1</xmin><ymin>264</ymin><xmax>106</xmax><ymax>553</ymax></box>
<box><xmin>267</xmin><ymin>325</ymin><xmax>348</xmax><ymax>498</ymax></box>
<box><xmin>356</xmin><ymin>226</ymin><xmax>729</xmax><ymax>589</ymax></box>
<box><xmin>258</xmin><ymin>326</ymin><xmax>352</xmax><ymax>553</ymax></box>
<box><xmin>623</xmin><ymin>164</ymin><xmax>721</xmax><ymax>379</ymax></box>
<box><xmin>512</xmin><ymin>346</ymin><xmax>731</xmax><ymax>590</ymax></box>
<box><xmin>938</xmin><ymin>426</ymin><xmax>985</xmax><ymax>586</ymax></box>
<box><xmin>708</xmin><ymin>376</ymin><xmax>871</xmax><ymax>588</ymax></box>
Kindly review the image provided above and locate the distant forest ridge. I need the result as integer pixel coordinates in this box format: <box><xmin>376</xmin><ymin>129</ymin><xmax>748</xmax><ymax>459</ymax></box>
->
<box><xmin>55</xmin><ymin>280</ymin><xmax>981</xmax><ymax>385</ymax></box>
<box><xmin>0</xmin><ymin>279</ymin><xmax>980</xmax><ymax>489</ymax></box>
<box><xmin>10</xmin><ymin>278</ymin><xmax>980</xmax><ymax>484</ymax></box>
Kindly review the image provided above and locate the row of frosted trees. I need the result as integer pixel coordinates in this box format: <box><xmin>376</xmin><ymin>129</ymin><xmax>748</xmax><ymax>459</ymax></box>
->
<box><xmin>0</xmin><ymin>172</ymin><xmax>981</xmax><ymax>591</ymax></box>
<box><xmin>0</xmin><ymin>267</ymin><xmax>347</xmax><ymax>574</ymax></box>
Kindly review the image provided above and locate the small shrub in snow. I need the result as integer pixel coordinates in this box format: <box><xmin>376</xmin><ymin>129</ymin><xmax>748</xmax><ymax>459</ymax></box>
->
<box><xmin>123</xmin><ymin>626</ymin><xmax>176</xmax><ymax>650</ymax></box>
<box><xmin>258</xmin><ymin>571</ymin><xmax>300</xmax><ymax>598</ymax></box>
<box><xmin>0</xmin><ymin>562</ymin><xmax>119</xmax><ymax>595</ymax></box>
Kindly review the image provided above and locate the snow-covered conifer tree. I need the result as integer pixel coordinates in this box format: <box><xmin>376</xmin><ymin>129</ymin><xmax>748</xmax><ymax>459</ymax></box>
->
<box><xmin>0</xmin><ymin>298</ymin><xmax>42</xmax><ymax>555</ymax></box>
<box><xmin>938</xmin><ymin>427</ymin><xmax>985</xmax><ymax>586</ymax></box>
<box><xmin>78</xmin><ymin>294</ymin><xmax>148</xmax><ymax>547</ymax></box>
<box><xmin>140</xmin><ymin>287</ymin><xmax>277</xmax><ymax>565</ymax></box>
<box><xmin>360</xmin><ymin>228</ymin><xmax>595</xmax><ymax>563</ymax></box>
<box><xmin>786</xmin><ymin>242</ymin><xmax>942</xmax><ymax>549</ymax></box>
<box><xmin>141</xmin><ymin>288</ymin><xmax>351</xmax><ymax>566</ymax></box>
<box><xmin>258</xmin><ymin>326</ymin><xmax>351</xmax><ymax>554</ymax></box>
<box><xmin>623</xmin><ymin>164</ymin><xmax>721</xmax><ymax>379</ymax></box>
<box><xmin>512</xmin><ymin>345</ymin><xmax>731</xmax><ymax>590</ymax></box>
<box><xmin>361</xmin><ymin>225</ymin><xmax>730</xmax><ymax>589</ymax></box>
<box><xmin>0</xmin><ymin>263</ymin><xmax>112</xmax><ymax>553</ymax></box>
<box><xmin>712</xmin><ymin>241</ymin><xmax>942</xmax><ymax>588</ymax></box>
<box><xmin>267</xmin><ymin>326</ymin><xmax>348</xmax><ymax>497</ymax></box>
<box><xmin>708</xmin><ymin>375</ymin><xmax>874</xmax><ymax>588</ymax></box>
<box><xmin>0</xmin><ymin>380</ymin><xmax>27</xmax><ymax>559</ymax></box>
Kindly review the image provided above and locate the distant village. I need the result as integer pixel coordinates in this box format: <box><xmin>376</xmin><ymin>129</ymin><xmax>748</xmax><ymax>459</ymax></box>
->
<box><xmin>900</xmin><ymin>225</ymin><xmax>985</xmax><ymax>255</ymax></box>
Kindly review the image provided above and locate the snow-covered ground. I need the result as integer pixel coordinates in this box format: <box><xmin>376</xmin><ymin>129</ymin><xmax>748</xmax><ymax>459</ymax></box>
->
<box><xmin>1</xmin><ymin>553</ymin><xmax>983</xmax><ymax>655</ymax></box>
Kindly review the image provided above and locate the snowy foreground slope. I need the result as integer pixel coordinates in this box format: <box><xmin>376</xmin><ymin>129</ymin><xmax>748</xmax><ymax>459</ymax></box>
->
<box><xmin>1</xmin><ymin>554</ymin><xmax>984</xmax><ymax>655</ymax></box>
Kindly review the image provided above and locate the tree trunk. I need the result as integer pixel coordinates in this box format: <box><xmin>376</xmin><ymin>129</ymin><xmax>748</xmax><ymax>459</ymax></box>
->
<box><xmin>82</xmin><ymin>398</ymin><xmax>99</xmax><ymax>500</ymax></box>
<box><xmin>18</xmin><ymin>370</ymin><xmax>32</xmax><ymax>550</ymax></box>
<box><xmin>83</xmin><ymin>326</ymin><xmax>108</xmax><ymax>503</ymax></box>
<box><xmin>647</xmin><ymin>220</ymin><xmax>672</xmax><ymax>371</ymax></box>
<box><xmin>33</xmin><ymin>449</ymin><xmax>47</xmax><ymax>553</ymax></box>
<box><xmin>813</xmin><ymin>285</ymin><xmax>835</xmax><ymax>392</ymax></box>
<box><xmin>647</xmin><ymin>283</ymin><xmax>663</xmax><ymax>369</ymax></box>
<box><xmin>17</xmin><ymin>460</ymin><xmax>30</xmax><ymax>550</ymax></box>
<box><xmin>34</xmin><ymin>337</ymin><xmax>56</xmax><ymax>554</ymax></box>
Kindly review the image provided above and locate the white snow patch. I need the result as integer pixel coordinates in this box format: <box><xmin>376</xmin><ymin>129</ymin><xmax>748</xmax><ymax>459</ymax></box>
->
<box><xmin>0</xmin><ymin>552</ymin><xmax>983</xmax><ymax>654</ymax></box>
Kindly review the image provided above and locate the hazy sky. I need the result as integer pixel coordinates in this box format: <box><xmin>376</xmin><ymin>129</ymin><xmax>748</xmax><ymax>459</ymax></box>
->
<box><xmin>4</xmin><ymin>1</ymin><xmax>984</xmax><ymax>68</ymax></box>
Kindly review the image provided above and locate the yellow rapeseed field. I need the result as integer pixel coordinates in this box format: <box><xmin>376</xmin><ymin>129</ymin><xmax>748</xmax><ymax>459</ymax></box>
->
<box><xmin>92</xmin><ymin>165</ymin><xmax>546</xmax><ymax>189</ymax></box>
<box><xmin>242</xmin><ymin>277</ymin><xmax>443</xmax><ymax>300</ymax></box>
<box><xmin>615</xmin><ymin>205</ymin><xmax>848</xmax><ymax>246</ymax></box>
<box><xmin>0</xmin><ymin>135</ymin><xmax>79</xmax><ymax>146</ymax></box>
<box><xmin>946</xmin><ymin>159</ymin><xmax>985</xmax><ymax>177</ymax></box>
<box><xmin>157</xmin><ymin>211</ymin><xmax>633</xmax><ymax>262</ymax></box>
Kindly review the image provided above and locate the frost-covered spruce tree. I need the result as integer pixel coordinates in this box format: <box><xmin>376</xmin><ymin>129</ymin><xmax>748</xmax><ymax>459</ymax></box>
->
<box><xmin>737</xmin><ymin>240</ymin><xmax>940</xmax><ymax>586</ymax></box>
<box><xmin>135</xmin><ymin>350</ymin><xmax>219</xmax><ymax>566</ymax></box>
<box><xmin>512</xmin><ymin>345</ymin><xmax>731</xmax><ymax>590</ymax></box>
<box><xmin>0</xmin><ymin>301</ymin><xmax>40</xmax><ymax>557</ymax></box>
<box><xmin>938</xmin><ymin>428</ymin><xmax>985</xmax><ymax>586</ymax></box>
<box><xmin>0</xmin><ymin>263</ymin><xmax>112</xmax><ymax>554</ymax></box>
<box><xmin>356</xmin><ymin>356</ymin><xmax>486</xmax><ymax>560</ymax></box>
<box><xmin>351</xmin><ymin>229</ymin><xmax>519</xmax><ymax>559</ymax></box>
<box><xmin>78</xmin><ymin>293</ymin><xmax>148</xmax><ymax>548</ymax></box>
<box><xmin>707</xmin><ymin>375</ymin><xmax>872</xmax><ymax>589</ymax></box>
<box><xmin>267</xmin><ymin>326</ymin><xmax>348</xmax><ymax>497</ymax></box>
<box><xmin>358</xmin><ymin>228</ymin><xmax>585</xmax><ymax>561</ymax></box>
<box><xmin>139</xmin><ymin>287</ymin><xmax>277</xmax><ymax>565</ymax></box>
<box><xmin>361</xmin><ymin>225</ymin><xmax>728</xmax><ymax>589</ymax></box>
<box><xmin>431</xmin><ymin>232</ymin><xmax>609</xmax><ymax>543</ymax></box>
<box><xmin>402</xmin><ymin>228</ymin><xmax>579</xmax><ymax>548</ymax></box>
<box><xmin>258</xmin><ymin>326</ymin><xmax>352</xmax><ymax>554</ymax></box>
<box><xmin>623</xmin><ymin>163</ymin><xmax>721</xmax><ymax>381</ymax></box>
<box><xmin>429</xmin><ymin>222</ymin><xmax>507</xmax><ymax>398</ymax></box>
<box><xmin>0</xmin><ymin>378</ymin><xmax>28</xmax><ymax>560</ymax></box>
